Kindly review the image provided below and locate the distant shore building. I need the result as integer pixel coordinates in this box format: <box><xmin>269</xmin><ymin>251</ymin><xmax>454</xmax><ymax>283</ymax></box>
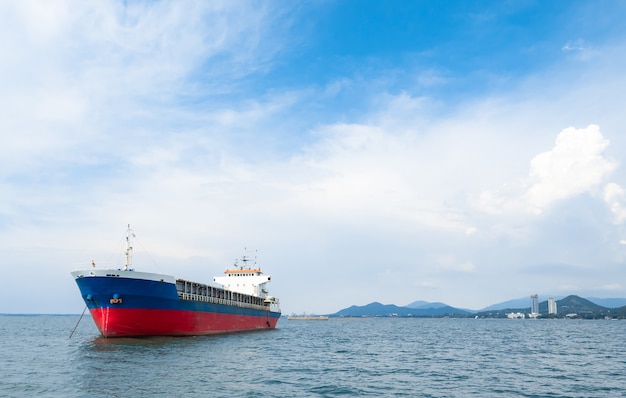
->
<box><xmin>548</xmin><ymin>297</ymin><xmax>557</xmax><ymax>315</ymax></box>
<box><xmin>530</xmin><ymin>294</ymin><xmax>539</xmax><ymax>317</ymax></box>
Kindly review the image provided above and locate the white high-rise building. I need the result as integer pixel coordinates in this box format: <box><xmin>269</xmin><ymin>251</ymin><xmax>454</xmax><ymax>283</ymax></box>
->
<box><xmin>548</xmin><ymin>297</ymin><xmax>557</xmax><ymax>315</ymax></box>
<box><xmin>530</xmin><ymin>294</ymin><xmax>539</xmax><ymax>316</ymax></box>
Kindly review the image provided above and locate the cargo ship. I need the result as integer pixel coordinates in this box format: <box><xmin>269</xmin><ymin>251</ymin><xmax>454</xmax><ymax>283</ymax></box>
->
<box><xmin>287</xmin><ymin>315</ymin><xmax>329</xmax><ymax>320</ymax></box>
<box><xmin>71</xmin><ymin>226</ymin><xmax>281</xmax><ymax>337</ymax></box>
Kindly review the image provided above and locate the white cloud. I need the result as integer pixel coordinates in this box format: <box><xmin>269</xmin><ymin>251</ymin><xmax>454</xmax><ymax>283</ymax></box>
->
<box><xmin>2</xmin><ymin>3</ymin><xmax>626</xmax><ymax>314</ymax></box>
<box><xmin>525</xmin><ymin>124</ymin><xmax>616</xmax><ymax>211</ymax></box>
<box><xmin>604</xmin><ymin>183</ymin><xmax>626</xmax><ymax>224</ymax></box>
<box><xmin>562</xmin><ymin>39</ymin><xmax>586</xmax><ymax>52</ymax></box>
<box><xmin>561</xmin><ymin>39</ymin><xmax>599</xmax><ymax>61</ymax></box>
<box><xmin>465</xmin><ymin>227</ymin><xmax>477</xmax><ymax>235</ymax></box>
<box><xmin>598</xmin><ymin>283</ymin><xmax>622</xmax><ymax>291</ymax></box>
<box><xmin>0</xmin><ymin>1</ymin><xmax>283</xmax><ymax>174</ymax></box>
<box><xmin>477</xmin><ymin>125</ymin><xmax>617</xmax><ymax>216</ymax></box>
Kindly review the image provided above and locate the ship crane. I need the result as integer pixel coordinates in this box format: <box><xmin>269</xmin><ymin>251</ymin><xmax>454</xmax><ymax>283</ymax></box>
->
<box><xmin>124</xmin><ymin>224</ymin><xmax>135</xmax><ymax>271</ymax></box>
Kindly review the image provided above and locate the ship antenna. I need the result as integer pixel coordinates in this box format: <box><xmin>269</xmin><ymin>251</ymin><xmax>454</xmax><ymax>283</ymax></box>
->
<box><xmin>124</xmin><ymin>224</ymin><xmax>135</xmax><ymax>271</ymax></box>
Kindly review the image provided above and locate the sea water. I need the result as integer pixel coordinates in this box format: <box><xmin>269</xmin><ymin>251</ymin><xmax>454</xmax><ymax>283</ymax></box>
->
<box><xmin>1</xmin><ymin>315</ymin><xmax>625</xmax><ymax>397</ymax></box>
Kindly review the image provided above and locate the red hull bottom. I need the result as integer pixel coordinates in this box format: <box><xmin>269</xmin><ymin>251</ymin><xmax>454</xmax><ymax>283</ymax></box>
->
<box><xmin>90</xmin><ymin>308</ymin><xmax>279</xmax><ymax>337</ymax></box>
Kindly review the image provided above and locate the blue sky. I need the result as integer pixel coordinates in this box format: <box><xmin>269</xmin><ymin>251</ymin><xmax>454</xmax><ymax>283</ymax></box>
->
<box><xmin>2</xmin><ymin>1</ymin><xmax>626</xmax><ymax>314</ymax></box>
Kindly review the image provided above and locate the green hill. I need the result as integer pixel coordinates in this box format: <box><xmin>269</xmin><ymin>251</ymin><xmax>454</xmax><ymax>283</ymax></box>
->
<box><xmin>329</xmin><ymin>295</ymin><xmax>626</xmax><ymax>319</ymax></box>
<box><xmin>330</xmin><ymin>301</ymin><xmax>470</xmax><ymax>317</ymax></box>
<box><xmin>474</xmin><ymin>295</ymin><xmax>616</xmax><ymax>319</ymax></box>
<box><xmin>556</xmin><ymin>295</ymin><xmax>609</xmax><ymax>316</ymax></box>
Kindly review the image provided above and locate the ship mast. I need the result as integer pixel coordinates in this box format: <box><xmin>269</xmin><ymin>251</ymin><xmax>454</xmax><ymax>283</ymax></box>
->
<box><xmin>124</xmin><ymin>224</ymin><xmax>135</xmax><ymax>271</ymax></box>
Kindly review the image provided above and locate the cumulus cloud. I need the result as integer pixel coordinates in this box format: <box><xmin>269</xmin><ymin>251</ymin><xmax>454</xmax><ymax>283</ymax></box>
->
<box><xmin>2</xmin><ymin>2</ymin><xmax>626</xmax><ymax>313</ymax></box>
<box><xmin>477</xmin><ymin>124</ymin><xmax>617</xmax><ymax>216</ymax></box>
<box><xmin>604</xmin><ymin>183</ymin><xmax>626</xmax><ymax>224</ymax></box>
<box><xmin>524</xmin><ymin>124</ymin><xmax>616</xmax><ymax>212</ymax></box>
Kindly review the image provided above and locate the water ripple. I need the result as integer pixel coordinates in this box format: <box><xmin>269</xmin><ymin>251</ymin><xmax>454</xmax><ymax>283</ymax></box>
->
<box><xmin>1</xmin><ymin>316</ymin><xmax>626</xmax><ymax>397</ymax></box>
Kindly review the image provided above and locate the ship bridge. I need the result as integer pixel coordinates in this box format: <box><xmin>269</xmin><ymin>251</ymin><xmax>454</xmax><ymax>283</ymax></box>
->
<box><xmin>213</xmin><ymin>268</ymin><xmax>272</xmax><ymax>297</ymax></box>
<box><xmin>213</xmin><ymin>255</ymin><xmax>272</xmax><ymax>298</ymax></box>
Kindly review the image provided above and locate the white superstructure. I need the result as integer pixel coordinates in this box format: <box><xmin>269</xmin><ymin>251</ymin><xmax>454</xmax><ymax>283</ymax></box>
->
<box><xmin>213</xmin><ymin>254</ymin><xmax>275</xmax><ymax>298</ymax></box>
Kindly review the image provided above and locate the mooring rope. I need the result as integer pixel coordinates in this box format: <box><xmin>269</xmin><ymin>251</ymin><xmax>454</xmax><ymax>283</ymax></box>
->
<box><xmin>69</xmin><ymin>305</ymin><xmax>88</xmax><ymax>339</ymax></box>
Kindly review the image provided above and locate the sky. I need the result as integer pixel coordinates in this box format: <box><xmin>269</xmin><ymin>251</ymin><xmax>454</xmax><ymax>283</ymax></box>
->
<box><xmin>2</xmin><ymin>0</ymin><xmax>626</xmax><ymax>315</ymax></box>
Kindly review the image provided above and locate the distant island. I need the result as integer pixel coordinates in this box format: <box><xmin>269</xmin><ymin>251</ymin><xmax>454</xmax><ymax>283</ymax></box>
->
<box><xmin>328</xmin><ymin>295</ymin><xmax>626</xmax><ymax>319</ymax></box>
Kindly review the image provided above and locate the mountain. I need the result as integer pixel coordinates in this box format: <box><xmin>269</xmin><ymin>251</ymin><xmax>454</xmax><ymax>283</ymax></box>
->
<box><xmin>556</xmin><ymin>295</ymin><xmax>608</xmax><ymax>315</ymax></box>
<box><xmin>474</xmin><ymin>295</ymin><xmax>615</xmax><ymax>319</ymax></box>
<box><xmin>478</xmin><ymin>296</ymin><xmax>626</xmax><ymax>312</ymax></box>
<box><xmin>329</xmin><ymin>295</ymin><xmax>626</xmax><ymax>319</ymax></box>
<box><xmin>586</xmin><ymin>297</ymin><xmax>626</xmax><ymax>308</ymax></box>
<box><xmin>479</xmin><ymin>297</ymin><xmax>542</xmax><ymax>311</ymax></box>
<box><xmin>330</xmin><ymin>302</ymin><xmax>471</xmax><ymax>317</ymax></box>
<box><xmin>405</xmin><ymin>300</ymin><xmax>449</xmax><ymax>309</ymax></box>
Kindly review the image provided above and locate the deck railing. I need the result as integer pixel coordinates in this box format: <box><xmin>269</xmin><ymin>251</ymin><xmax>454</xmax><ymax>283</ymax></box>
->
<box><xmin>178</xmin><ymin>292</ymin><xmax>269</xmax><ymax>311</ymax></box>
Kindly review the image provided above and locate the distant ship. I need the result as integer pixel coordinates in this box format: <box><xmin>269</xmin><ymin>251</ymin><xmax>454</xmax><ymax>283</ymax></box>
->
<box><xmin>71</xmin><ymin>226</ymin><xmax>281</xmax><ymax>337</ymax></box>
<box><xmin>287</xmin><ymin>315</ymin><xmax>329</xmax><ymax>320</ymax></box>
